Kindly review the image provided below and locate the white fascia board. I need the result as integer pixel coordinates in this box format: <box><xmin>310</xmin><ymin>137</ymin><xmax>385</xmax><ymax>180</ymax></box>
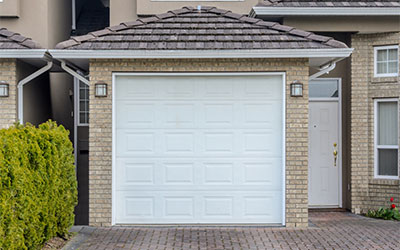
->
<box><xmin>252</xmin><ymin>6</ymin><xmax>400</xmax><ymax>16</ymax></box>
<box><xmin>0</xmin><ymin>49</ymin><xmax>48</xmax><ymax>59</ymax></box>
<box><xmin>49</xmin><ymin>48</ymin><xmax>353</xmax><ymax>59</ymax></box>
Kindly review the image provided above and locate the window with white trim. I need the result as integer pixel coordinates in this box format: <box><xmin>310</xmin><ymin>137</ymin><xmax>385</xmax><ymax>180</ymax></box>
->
<box><xmin>78</xmin><ymin>82</ymin><xmax>89</xmax><ymax>125</ymax></box>
<box><xmin>374</xmin><ymin>45</ymin><xmax>399</xmax><ymax>77</ymax></box>
<box><xmin>374</xmin><ymin>99</ymin><xmax>399</xmax><ymax>179</ymax></box>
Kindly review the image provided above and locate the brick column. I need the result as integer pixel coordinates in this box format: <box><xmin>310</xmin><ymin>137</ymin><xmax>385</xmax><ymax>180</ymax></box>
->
<box><xmin>0</xmin><ymin>59</ymin><xmax>17</xmax><ymax>128</ymax></box>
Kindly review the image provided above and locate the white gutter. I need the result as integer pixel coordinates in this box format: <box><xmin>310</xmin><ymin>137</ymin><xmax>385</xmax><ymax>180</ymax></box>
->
<box><xmin>252</xmin><ymin>6</ymin><xmax>400</xmax><ymax>16</ymax></box>
<box><xmin>18</xmin><ymin>61</ymin><xmax>53</xmax><ymax>124</ymax></box>
<box><xmin>309</xmin><ymin>58</ymin><xmax>344</xmax><ymax>80</ymax></box>
<box><xmin>49</xmin><ymin>48</ymin><xmax>353</xmax><ymax>59</ymax></box>
<box><xmin>60</xmin><ymin>60</ymin><xmax>89</xmax><ymax>86</ymax></box>
<box><xmin>72</xmin><ymin>0</ymin><xmax>76</xmax><ymax>30</ymax></box>
<box><xmin>0</xmin><ymin>49</ymin><xmax>48</xmax><ymax>59</ymax></box>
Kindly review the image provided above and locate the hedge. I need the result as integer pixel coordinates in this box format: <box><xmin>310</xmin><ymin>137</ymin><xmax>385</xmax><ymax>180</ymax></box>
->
<box><xmin>0</xmin><ymin>121</ymin><xmax>77</xmax><ymax>249</ymax></box>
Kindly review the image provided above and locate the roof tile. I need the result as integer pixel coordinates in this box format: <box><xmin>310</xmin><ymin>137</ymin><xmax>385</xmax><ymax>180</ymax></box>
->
<box><xmin>307</xmin><ymin>34</ymin><xmax>332</xmax><ymax>42</ymax></box>
<box><xmin>271</xmin><ymin>24</ymin><xmax>294</xmax><ymax>32</ymax></box>
<box><xmin>0</xmin><ymin>28</ymin><xmax>42</xmax><ymax>49</ymax></box>
<box><xmin>223</xmin><ymin>12</ymin><xmax>244</xmax><ymax>19</ymax></box>
<box><xmin>139</xmin><ymin>16</ymin><xmax>160</xmax><ymax>24</ymax></box>
<box><xmin>155</xmin><ymin>12</ymin><xmax>176</xmax><ymax>19</ymax></box>
<box><xmin>108</xmin><ymin>24</ymin><xmax>128</xmax><ymax>32</ymax></box>
<box><xmin>90</xmin><ymin>29</ymin><xmax>113</xmax><ymax>37</ymax></box>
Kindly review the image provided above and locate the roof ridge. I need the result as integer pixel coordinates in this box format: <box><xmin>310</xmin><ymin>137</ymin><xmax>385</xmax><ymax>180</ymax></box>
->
<box><xmin>55</xmin><ymin>6</ymin><xmax>348</xmax><ymax>50</ymax></box>
<box><xmin>0</xmin><ymin>27</ymin><xmax>42</xmax><ymax>49</ymax></box>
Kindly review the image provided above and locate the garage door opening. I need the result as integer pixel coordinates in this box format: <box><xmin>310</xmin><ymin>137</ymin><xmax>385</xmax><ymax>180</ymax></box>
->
<box><xmin>112</xmin><ymin>73</ymin><xmax>286</xmax><ymax>225</ymax></box>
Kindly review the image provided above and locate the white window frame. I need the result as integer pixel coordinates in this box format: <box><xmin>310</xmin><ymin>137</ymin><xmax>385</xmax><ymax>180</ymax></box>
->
<box><xmin>374</xmin><ymin>45</ymin><xmax>399</xmax><ymax>78</ymax></box>
<box><xmin>77</xmin><ymin>80</ymin><xmax>89</xmax><ymax>126</ymax></box>
<box><xmin>374</xmin><ymin>98</ymin><xmax>399</xmax><ymax>179</ymax></box>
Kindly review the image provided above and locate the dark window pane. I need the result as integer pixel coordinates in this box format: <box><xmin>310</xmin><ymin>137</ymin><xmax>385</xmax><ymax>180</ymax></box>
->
<box><xmin>378</xmin><ymin>149</ymin><xmax>398</xmax><ymax>176</ymax></box>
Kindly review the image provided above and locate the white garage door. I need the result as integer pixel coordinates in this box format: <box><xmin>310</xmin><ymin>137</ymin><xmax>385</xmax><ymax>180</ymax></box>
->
<box><xmin>114</xmin><ymin>73</ymin><xmax>284</xmax><ymax>224</ymax></box>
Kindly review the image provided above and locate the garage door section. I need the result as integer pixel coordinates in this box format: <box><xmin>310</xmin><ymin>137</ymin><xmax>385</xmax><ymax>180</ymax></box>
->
<box><xmin>114</xmin><ymin>74</ymin><xmax>284</xmax><ymax>224</ymax></box>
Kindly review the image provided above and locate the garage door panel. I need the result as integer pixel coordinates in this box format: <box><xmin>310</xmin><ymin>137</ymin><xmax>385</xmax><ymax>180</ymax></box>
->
<box><xmin>116</xmin><ymin>158</ymin><xmax>282</xmax><ymax>190</ymax></box>
<box><xmin>116</xmin><ymin>102</ymin><xmax>156</xmax><ymax>128</ymax></box>
<box><xmin>164</xmin><ymin>163</ymin><xmax>195</xmax><ymax>184</ymax></box>
<box><xmin>117</xmin><ymin>130</ymin><xmax>281</xmax><ymax>158</ymax></box>
<box><xmin>116</xmin><ymin>191</ymin><xmax>282</xmax><ymax>224</ymax></box>
<box><xmin>114</xmin><ymin>74</ymin><xmax>284</xmax><ymax>224</ymax></box>
<box><xmin>116</xmin><ymin>101</ymin><xmax>281</xmax><ymax>130</ymax></box>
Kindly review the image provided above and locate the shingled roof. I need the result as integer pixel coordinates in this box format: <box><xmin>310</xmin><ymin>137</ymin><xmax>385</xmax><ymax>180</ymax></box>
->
<box><xmin>258</xmin><ymin>0</ymin><xmax>400</xmax><ymax>8</ymax></box>
<box><xmin>0</xmin><ymin>28</ymin><xmax>42</xmax><ymax>49</ymax></box>
<box><xmin>55</xmin><ymin>6</ymin><xmax>348</xmax><ymax>50</ymax></box>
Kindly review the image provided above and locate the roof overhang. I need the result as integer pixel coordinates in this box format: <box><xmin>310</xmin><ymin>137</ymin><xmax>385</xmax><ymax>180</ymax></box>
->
<box><xmin>251</xmin><ymin>7</ymin><xmax>400</xmax><ymax>17</ymax></box>
<box><xmin>0</xmin><ymin>49</ymin><xmax>52</xmax><ymax>67</ymax></box>
<box><xmin>50</xmin><ymin>48</ymin><xmax>353</xmax><ymax>69</ymax></box>
<box><xmin>0</xmin><ymin>49</ymin><xmax>49</xmax><ymax>59</ymax></box>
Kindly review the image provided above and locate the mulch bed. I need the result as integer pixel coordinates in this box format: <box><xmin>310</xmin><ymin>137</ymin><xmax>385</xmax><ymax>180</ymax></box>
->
<box><xmin>42</xmin><ymin>233</ymin><xmax>76</xmax><ymax>250</ymax></box>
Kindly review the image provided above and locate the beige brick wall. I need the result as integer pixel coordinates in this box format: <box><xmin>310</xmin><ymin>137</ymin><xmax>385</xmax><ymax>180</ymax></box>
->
<box><xmin>0</xmin><ymin>59</ymin><xmax>17</xmax><ymax>129</ymax></box>
<box><xmin>89</xmin><ymin>58</ymin><xmax>309</xmax><ymax>227</ymax></box>
<box><xmin>351</xmin><ymin>32</ymin><xmax>400</xmax><ymax>214</ymax></box>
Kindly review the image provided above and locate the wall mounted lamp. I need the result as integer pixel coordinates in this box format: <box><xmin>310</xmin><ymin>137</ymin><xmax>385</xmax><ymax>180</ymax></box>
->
<box><xmin>95</xmin><ymin>82</ymin><xmax>107</xmax><ymax>97</ymax></box>
<box><xmin>0</xmin><ymin>81</ymin><xmax>9</xmax><ymax>97</ymax></box>
<box><xmin>290</xmin><ymin>81</ymin><xmax>303</xmax><ymax>97</ymax></box>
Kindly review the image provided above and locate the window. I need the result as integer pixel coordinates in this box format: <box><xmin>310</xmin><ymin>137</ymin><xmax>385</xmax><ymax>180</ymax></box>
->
<box><xmin>78</xmin><ymin>82</ymin><xmax>89</xmax><ymax>125</ymax></box>
<box><xmin>309</xmin><ymin>79</ymin><xmax>339</xmax><ymax>99</ymax></box>
<box><xmin>374</xmin><ymin>45</ymin><xmax>399</xmax><ymax>77</ymax></box>
<box><xmin>374</xmin><ymin>99</ymin><xmax>399</xmax><ymax>179</ymax></box>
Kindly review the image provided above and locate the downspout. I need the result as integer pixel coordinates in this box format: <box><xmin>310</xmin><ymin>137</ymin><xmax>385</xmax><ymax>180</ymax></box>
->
<box><xmin>72</xmin><ymin>0</ymin><xmax>76</xmax><ymax>31</ymax></box>
<box><xmin>18</xmin><ymin>60</ymin><xmax>53</xmax><ymax>124</ymax></box>
<box><xmin>60</xmin><ymin>60</ymin><xmax>89</xmax><ymax>86</ymax></box>
<box><xmin>309</xmin><ymin>58</ymin><xmax>344</xmax><ymax>80</ymax></box>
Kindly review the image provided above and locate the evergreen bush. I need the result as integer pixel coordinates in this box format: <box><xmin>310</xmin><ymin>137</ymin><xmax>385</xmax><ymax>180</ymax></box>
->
<box><xmin>0</xmin><ymin>121</ymin><xmax>77</xmax><ymax>249</ymax></box>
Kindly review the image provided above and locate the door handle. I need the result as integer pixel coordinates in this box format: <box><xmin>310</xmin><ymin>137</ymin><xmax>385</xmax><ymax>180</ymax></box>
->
<box><xmin>333</xmin><ymin>143</ymin><xmax>338</xmax><ymax>167</ymax></box>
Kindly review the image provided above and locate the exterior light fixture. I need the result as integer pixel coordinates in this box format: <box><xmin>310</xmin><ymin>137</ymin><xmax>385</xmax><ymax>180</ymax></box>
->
<box><xmin>290</xmin><ymin>81</ymin><xmax>303</xmax><ymax>97</ymax></box>
<box><xmin>95</xmin><ymin>82</ymin><xmax>107</xmax><ymax>97</ymax></box>
<box><xmin>0</xmin><ymin>81</ymin><xmax>9</xmax><ymax>97</ymax></box>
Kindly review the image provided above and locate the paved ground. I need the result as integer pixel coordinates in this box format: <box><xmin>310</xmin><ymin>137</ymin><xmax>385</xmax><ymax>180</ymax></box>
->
<box><xmin>65</xmin><ymin>212</ymin><xmax>400</xmax><ymax>250</ymax></box>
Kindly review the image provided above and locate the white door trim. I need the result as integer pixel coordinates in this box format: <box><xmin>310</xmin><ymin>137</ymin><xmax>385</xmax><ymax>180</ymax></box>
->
<box><xmin>111</xmin><ymin>72</ymin><xmax>286</xmax><ymax>225</ymax></box>
<box><xmin>73</xmin><ymin>77</ymin><xmax>78</xmax><ymax>166</ymax></box>
<box><xmin>309</xmin><ymin>78</ymin><xmax>342</xmax><ymax>208</ymax></box>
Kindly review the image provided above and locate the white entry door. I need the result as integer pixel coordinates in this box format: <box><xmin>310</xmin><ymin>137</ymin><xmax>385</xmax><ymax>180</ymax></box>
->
<box><xmin>113</xmin><ymin>73</ymin><xmax>284</xmax><ymax>224</ymax></box>
<box><xmin>308</xmin><ymin>79</ymin><xmax>340</xmax><ymax>207</ymax></box>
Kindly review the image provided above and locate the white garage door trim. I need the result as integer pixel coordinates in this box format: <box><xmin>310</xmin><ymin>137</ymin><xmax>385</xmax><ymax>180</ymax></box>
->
<box><xmin>111</xmin><ymin>72</ymin><xmax>286</xmax><ymax>225</ymax></box>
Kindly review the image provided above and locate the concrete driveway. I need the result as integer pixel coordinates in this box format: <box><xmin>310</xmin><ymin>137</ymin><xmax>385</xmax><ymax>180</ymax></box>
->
<box><xmin>64</xmin><ymin>212</ymin><xmax>400</xmax><ymax>250</ymax></box>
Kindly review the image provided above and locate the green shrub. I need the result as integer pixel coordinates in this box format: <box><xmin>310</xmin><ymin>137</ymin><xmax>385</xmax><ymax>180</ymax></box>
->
<box><xmin>366</xmin><ymin>197</ymin><xmax>400</xmax><ymax>221</ymax></box>
<box><xmin>0</xmin><ymin>121</ymin><xmax>77</xmax><ymax>249</ymax></box>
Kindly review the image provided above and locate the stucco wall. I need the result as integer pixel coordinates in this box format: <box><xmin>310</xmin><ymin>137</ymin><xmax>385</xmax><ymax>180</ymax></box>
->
<box><xmin>88</xmin><ymin>58</ymin><xmax>309</xmax><ymax>227</ymax></box>
<box><xmin>0</xmin><ymin>0</ymin><xmax>71</xmax><ymax>48</ymax></box>
<box><xmin>351</xmin><ymin>32</ymin><xmax>400</xmax><ymax>214</ymax></box>
<box><xmin>47</xmin><ymin>0</ymin><xmax>72</xmax><ymax>48</ymax></box>
<box><xmin>109</xmin><ymin>0</ymin><xmax>259</xmax><ymax>26</ymax></box>
<box><xmin>0</xmin><ymin>59</ymin><xmax>17</xmax><ymax>128</ymax></box>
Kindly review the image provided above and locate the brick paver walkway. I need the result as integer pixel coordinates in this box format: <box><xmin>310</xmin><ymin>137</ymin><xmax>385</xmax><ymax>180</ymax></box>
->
<box><xmin>70</xmin><ymin>212</ymin><xmax>400</xmax><ymax>249</ymax></box>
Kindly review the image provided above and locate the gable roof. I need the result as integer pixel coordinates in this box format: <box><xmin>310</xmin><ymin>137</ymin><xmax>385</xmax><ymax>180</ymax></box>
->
<box><xmin>55</xmin><ymin>6</ymin><xmax>348</xmax><ymax>50</ymax></box>
<box><xmin>0</xmin><ymin>28</ymin><xmax>42</xmax><ymax>49</ymax></box>
<box><xmin>258</xmin><ymin>0</ymin><xmax>400</xmax><ymax>8</ymax></box>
